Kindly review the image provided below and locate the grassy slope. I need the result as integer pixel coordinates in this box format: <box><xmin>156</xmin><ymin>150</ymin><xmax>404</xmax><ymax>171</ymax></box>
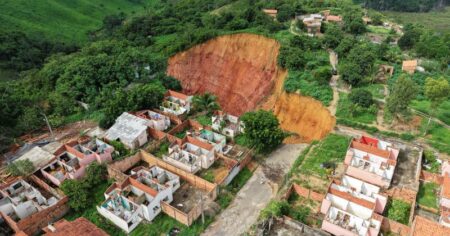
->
<box><xmin>0</xmin><ymin>0</ymin><xmax>149</xmax><ymax>43</ymax></box>
<box><xmin>383</xmin><ymin>7</ymin><xmax>450</xmax><ymax>33</ymax></box>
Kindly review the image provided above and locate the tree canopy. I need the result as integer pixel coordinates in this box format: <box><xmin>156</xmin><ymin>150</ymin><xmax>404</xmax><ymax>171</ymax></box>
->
<box><xmin>240</xmin><ymin>110</ymin><xmax>287</xmax><ymax>154</ymax></box>
<box><xmin>386</xmin><ymin>75</ymin><xmax>419</xmax><ymax>118</ymax></box>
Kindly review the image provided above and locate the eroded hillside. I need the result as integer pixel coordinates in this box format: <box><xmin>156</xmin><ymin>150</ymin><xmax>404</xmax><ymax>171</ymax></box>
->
<box><xmin>167</xmin><ymin>33</ymin><xmax>335</xmax><ymax>142</ymax></box>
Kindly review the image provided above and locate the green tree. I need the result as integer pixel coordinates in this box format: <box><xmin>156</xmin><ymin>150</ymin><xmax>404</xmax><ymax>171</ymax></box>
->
<box><xmin>386</xmin><ymin>199</ymin><xmax>411</xmax><ymax>225</ymax></box>
<box><xmin>340</xmin><ymin>62</ymin><xmax>364</xmax><ymax>86</ymax></box>
<box><xmin>398</xmin><ymin>24</ymin><xmax>422</xmax><ymax>50</ymax></box>
<box><xmin>7</xmin><ymin>159</ymin><xmax>35</xmax><ymax>176</ymax></box>
<box><xmin>349</xmin><ymin>88</ymin><xmax>374</xmax><ymax>107</ymax></box>
<box><xmin>240</xmin><ymin>110</ymin><xmax>287</xmax><ymax>154</ymax></box>
<box><xmin>60</xmin><ymin>180</ymin><xmax>91</xmax><ymax>212</ymax></box>
<box><xmin>323</xmin><ymin>24</ymin><xmax>344</xmax><ymax>49</ymax></box>
<box><xmin>386</xmin><ymin>75</ymin><xmax>418</xmax><ymax>118</ymax></box>
<box><xmin>192</xmin><ymin>93</ymin><xmax>220</xmax><ymax>115</ymax></box>
<box><xmin>84</xmin><ymin>162</ymin><xmax>107</xmax><ymax>186</ymax></box>
<box><xmin>425</xmin><ymin>77</ymin><xmax>450</xmax><ymax>108</ymax></box>
<box><xmin>276</xmin><ymin>5</ymin><xmax>295</xmax><ymax>22</ymax></box>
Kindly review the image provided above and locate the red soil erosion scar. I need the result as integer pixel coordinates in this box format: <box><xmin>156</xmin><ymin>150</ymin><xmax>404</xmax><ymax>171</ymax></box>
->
<box><xmin>167</xmin><ymin>33</ymin><xmax>335</xmax><ymax>143</ymax></box>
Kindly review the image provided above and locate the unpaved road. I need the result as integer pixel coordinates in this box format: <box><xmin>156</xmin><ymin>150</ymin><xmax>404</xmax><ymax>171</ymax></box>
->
<box><xmin>201</xmin><ymin>144</ymin><xmax>307</xmax><ymax>236</ymax></box>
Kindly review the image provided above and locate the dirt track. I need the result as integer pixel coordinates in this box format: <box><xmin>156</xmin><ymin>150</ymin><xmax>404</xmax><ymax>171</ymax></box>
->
<box><xmin>167</xmin><ymin>33</ymin><xmax>335</xmax><ymax>143</ymax></box>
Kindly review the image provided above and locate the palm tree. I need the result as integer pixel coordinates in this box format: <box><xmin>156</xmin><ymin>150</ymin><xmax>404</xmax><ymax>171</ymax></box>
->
<box><xmin>193</xmin><ymin>93</ymin><xmax>220</xmax><ymax>115</ymax></box>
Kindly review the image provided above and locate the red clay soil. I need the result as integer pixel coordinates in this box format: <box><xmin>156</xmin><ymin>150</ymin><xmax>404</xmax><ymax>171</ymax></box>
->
<box><xmin>167</xmin><ymin>33</ymin><xmax>335</xmax><ymax>143</ymax></box>
<box><xmin>167</xmin><ymin>33</ymin><xmax>281</xmax><ymax>116</ymax></box>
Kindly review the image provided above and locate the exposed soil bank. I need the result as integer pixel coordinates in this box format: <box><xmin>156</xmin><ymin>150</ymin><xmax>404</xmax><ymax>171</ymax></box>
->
<box><xmin>167</xmin><ymin>33</ymin><xmax>335</xmax><ymax>142</ymax></box>
<box><xmin>168</xmin><ymin>33</ymin><xmax>281</xmax><ymax>116</ymax></box>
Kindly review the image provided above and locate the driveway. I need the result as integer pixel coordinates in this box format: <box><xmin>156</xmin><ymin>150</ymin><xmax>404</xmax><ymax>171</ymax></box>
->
<box><xmin>202</xmin><ymin>144</ymin><xmax>307</xmax><ymax>236</ymax></box>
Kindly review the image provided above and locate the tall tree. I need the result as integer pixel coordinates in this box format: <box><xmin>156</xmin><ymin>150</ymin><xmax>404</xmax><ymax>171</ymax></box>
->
<box><xmin>240</xmin><ymin>110</ymin><xmax>287</xmax><ymax>154</ymax></box>
<box><xmin>386</xmin><ymin>75</ymin><xmax>418</xmax><ymax>118</ymax></box>
<box><xmin>192</xmin><ymin>93</ymin><xmax>220</xmax><ymax>115</ymax></box>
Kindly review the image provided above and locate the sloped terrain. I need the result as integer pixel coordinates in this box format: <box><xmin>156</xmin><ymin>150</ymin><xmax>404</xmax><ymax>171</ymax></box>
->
<box><xmin>167</xmin><ymin>33</ymin><xmax>335</xmax><ymax>142</ymax></box>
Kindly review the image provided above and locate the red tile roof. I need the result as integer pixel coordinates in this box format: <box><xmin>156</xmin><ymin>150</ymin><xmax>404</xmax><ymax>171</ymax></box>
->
<box><xmin>166</xmin><ymin>90</ymin><xmax>189</xmax><ymax>100</ymax></box>
<box><xmin>185</xmin><ymin>136</ymin><xmax>214</xmax><ymax>151</ymax></box>
<box><xmin>262</xmin><ymin>9</ymin><xmax>278</xmax><ymax>14</ymax></box>
<box><xmin>129</xmin><ymin>177</ymin><xmax>158</xmax><ymax>197</ymax></box>
<box><xmin>328</xmin><ymin>187</ymin><xmax>375</xmax><ymax>210</ymax></box>
<box><xmin>412</xmin><ymin>216</ymin><xmax>450</xmax><ymax>236</ymax></box>
<box><xmin>351</xmin><ymin>140</ymin><xmax>392</xmax><ymax>160</ymax></box>
<box><xmin>43</xmin><ymin>217</ymin><xmax>108</xmax><ymax>236</ymax></box>
<box><xmin>326</xmin><ymin>15</ymin><xmax>342</xmax><ymax>22</ymax></box>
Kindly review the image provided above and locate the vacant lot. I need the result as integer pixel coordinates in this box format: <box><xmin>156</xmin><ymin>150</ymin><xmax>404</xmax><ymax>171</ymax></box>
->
<box><xmin>417</xmin><ymin>182</ymin><xmax>439</xmax><ymax>209</ymax></box>
<box><xmin>299</xmin><ymin>134</ymin><xmax>351</xmax><ymax>178</ymax></box>
<box><xmin>384</xmin><ymin>7</ymin><xmax>450</xmax><ymax>33</ymax></box>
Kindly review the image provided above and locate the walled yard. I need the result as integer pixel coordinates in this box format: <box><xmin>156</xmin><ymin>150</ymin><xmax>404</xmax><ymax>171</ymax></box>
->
<box><xmin>390</xmin><ymin>141</ymin><xmax>422</xmax><ymax>190</ymax></box>
<box><xmin>171</xmin><ymin>183</ymin><xmax>212</xmax><ymax>213</ymax></box>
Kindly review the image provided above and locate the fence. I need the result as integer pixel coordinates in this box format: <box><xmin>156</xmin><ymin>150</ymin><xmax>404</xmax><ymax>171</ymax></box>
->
<box><xmin>420</xmin><ymin>170</ymin><xmax>443</xmax><ymax>184</ymax></box>
<box><xmin>381</xmin><ymin>217</ymin><xmax>411</xmax><ymax>236</ymax></box>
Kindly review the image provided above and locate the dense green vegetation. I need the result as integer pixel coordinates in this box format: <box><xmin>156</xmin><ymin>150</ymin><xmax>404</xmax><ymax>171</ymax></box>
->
<box><xmin>384</xmin><ymin>199</ymin><xmax>411</xmax><ymax>225</ymax></box>
<box><xmin>417</xmin><ymin>182</ymin><xmax>439</xmax><ymax>209</ymax></box>
<box><xmin>0</xmin><ymin>0</ymin><xmax>149</xmax><ymax>43</ymax></box>
<box><xmin>240</xmin><ymin>110</ymin><xmax>287</xmax><ymax>154</ymax></box>
<box><xmin>336</xmin><ymin>92</ymin><xmax>377</xmax><ymax>124</ymax></box>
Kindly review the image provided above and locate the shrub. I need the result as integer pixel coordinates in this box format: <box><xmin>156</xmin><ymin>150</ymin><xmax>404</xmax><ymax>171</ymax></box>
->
<box><xmin>7</xmin><ymin>159</ymin><xmax>35</xmax><ymax>176</ymax></box>
<box><xmin>260</xmin><ymin>200</ymin><xmax>290</xmax><ymax>219</ymax></box>
<box><xmin>385</xmin><ymin>199</ymin><xmax>411</xmax><ymax>225</ymax></box>
<box><xmin>349</xmin><ymin>89</ymin><xmax>374</xmax><ymax>107</ymax></box>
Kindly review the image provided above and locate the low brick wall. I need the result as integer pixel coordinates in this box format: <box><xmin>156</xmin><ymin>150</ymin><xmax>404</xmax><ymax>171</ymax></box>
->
<box><xmin>292</xmin><ymin>184</ymin><xmax>325</xmax><ymax>202</ymax></box>
<box><xmin>107</xmin><ymin>153</ymin><xmax>141</xmax><ymax>182</ymax></box>
<box><xmin>2</xmin><ymin>176</ymin><xmax>69</xmax><ymax>235</ymax></box>
<box><xmin>141</xmin><ymin>151</ymin><xmax>218</xmax><ymax>200</ymax></box>
<box><xmin>420</xmin><ymin>170</ymin><xmax>443</xmax><ymax>184</ymax></box>
<box><xmin>282</xmin><ymin>216</ymin><xmax>330</xmax><ymax>236</ymax></box>
<box><xmin>381</xmin><ymin>217</ymin><xmax>411</xmax><ymax>236</ymax></box>
<box><xmin>385</xmin><ymin>187</ymin><xmax>417</xmax><ymax>204</ymax></box>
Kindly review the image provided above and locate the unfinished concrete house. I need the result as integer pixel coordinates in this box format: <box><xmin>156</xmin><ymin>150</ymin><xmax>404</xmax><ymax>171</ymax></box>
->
<box><xmin>262</xmin><ymin>9</ymin><xmax>277</xmax><ymax>18</ymax></box>
<box><xmin>97</xmin><ymin>166</ymin><xmax>180</xmax><ymax>233</ymax></box>
<box><xmin>160</xmin><ymin>90</ymin><xmax>192</xmax><ymax>116</ymax></box>
<box><xmin>402</xmin><ymin>60</ymin><xmax>418</xmax><ymax>74</ymax></box>
<box><xmin>164</xmin><ymin>136</ymin><xmax>215</xmax><ymax>174</ymax></box>
<box><xmin>440</xmin><ymin>174</ymin><xmax>450</xmax><ymax>227</ymax></box>
<box><xmin>9</xmin><ymin>146</ymin><xmax>56</xmax><ymax>172</ymax></box>
<box><xmin>187</xmin><ymin>128</ymin><xmax>226</xmax><ymax>153</ymax></box>
<box><xmin>302</xmin><ymin>14</ymin><xmax>323</xmax><ymax>36</ymax></box>
<box><xmin>40</xmin><ymin>139</ymin><xmax>114</xmax><ymax>186</ymax></box>
<box><xmin>105</xmin><ymin>112</ymin><xmax>150</xmax><ymax>149</ymax></box>
<box><xmin>0</xmin><ymin>177</ymin><xmax>68</xmax><ymax>235</ymax></box>
<box><xmin>344</xmin><ymin>136</ymin><xmax>399</xmax><ymax>188</ymax></box>
<box><xmin>212</xmin><ymin>111</ymin><xmax>244</xmax><ymax>139</ymax></box>
<box><xmin>135</xmin><ymin>110</ymin><xmax>171</xmax><ymax>131</ymax></box>
<box><xmin>320</xmin><ymin>177</ymin><xmax>385</xmax><ymax>236</ymax></box>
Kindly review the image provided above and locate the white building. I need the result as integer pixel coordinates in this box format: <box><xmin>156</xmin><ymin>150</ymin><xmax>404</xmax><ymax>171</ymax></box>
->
<box><xmin>160</xmin><ymin>90</ymin><xmax>192</xmax><ymax>116</ymax></box>
<box><xmin>163</xmin><ymin>136</ymin><xmax>215</xmax><ymax>173</ymax></box>
<box><xmin>211</xmin><ymin>111</ymin><xmax>244</xmax><ymax>139</ymax></box>
<box><xmin>135</xmin><ymin>110</ymin><xmax>171</xmax><ymax>131</ymax></box>
<box><xmin>187</xmin><ymin>128</ymin><xmax>226</xmax><ymax>153</ymax></box>
<box><xmin>0</xmin><ymin>179</ymin><xmax>60</xmax><ymax>221</ymax></box>
<box><xmin>344</xmin><ymin>136</ymin><xmax>399</xmax><ymax>188</ymax></box>
<box><xmin>320</xmin><ymin>178</ymin><xmax>384</xmax><ymax>236</ymax></box>
<box><xmin>105</xmin><ymin>112</ymin><xmax>149</xmax><ymax>149</ymax></box>
<box><xmin>97</xmin><ymin>166</ymin><xmax>180</xmax><ymax>233</ymax></box>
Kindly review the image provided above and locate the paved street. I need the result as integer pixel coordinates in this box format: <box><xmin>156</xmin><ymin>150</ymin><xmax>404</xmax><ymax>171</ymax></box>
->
<box><xmin>202</xmin><ymin>144</ymin><xmax>307</xmax><ymax>236</ymax></box>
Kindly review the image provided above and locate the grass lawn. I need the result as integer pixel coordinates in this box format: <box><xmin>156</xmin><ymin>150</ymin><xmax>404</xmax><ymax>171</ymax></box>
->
<box><xmin>153</xmin><ymin>141</ymin><xmax>170</xmax><ymax>158</ymax></box>
<box><xmin>365</xmin><ymin>83</ymin><xmax>385</xmax><ymax>100</ymax></box>
<box><xmin>284</xmin><ymin>70</ymin><xmax>333</xmax><ymax>106</ymax></box>
<box><xmin>384</xmin><ymin>199</ymin><xmax>411</xmax><ymax>225</ymax></box>
<box><xmin>417</xmin><ymin>182</ymin><xmax>439</xmax><ymax>209</ymax></box>
<box><xmin>0</xmin><ymin>0</ymin><xmax>153</xmax><ymax>43</ymax></box>
<box><xmin>422</xmin><ymin>121</ymin><xmax>450</xmax><ymax>155</ymax></box>
<box><xmin>367</xmin><ymin>25</ymin><xmax>391</xmax><ymax>35</ymax></box>
<box><xmin>336</xmin><ymin>93</ymin><xmax>377</xmax><ymax>124</ymax></box>
<box><xmin>411</xmin><ymin>99</ymin><xmax>450</xmax><ymax>125</ymax></box>
<box><xmin>196</xmin><ymin>115</ymin><xmax>212</xmax><ymax>126</ymax></box>
<box><xmin>384</xmin><ymin>7</ymin><xmax>450</xmax><ymax>33</ymax></box>
<box><xmin>299</xmin><ymin>134</ymin><xmax>351</xmax><ymax>178</ymax></box>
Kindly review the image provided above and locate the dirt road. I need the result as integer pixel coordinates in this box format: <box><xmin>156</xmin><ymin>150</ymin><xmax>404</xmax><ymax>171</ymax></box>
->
<box><xmin>201</xmin><ymin>144</ymin><xmax>308</xmax><ymax>236</ymax></box>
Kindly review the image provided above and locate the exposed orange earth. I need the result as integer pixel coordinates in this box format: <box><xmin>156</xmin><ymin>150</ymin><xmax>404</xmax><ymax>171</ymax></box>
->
<box><xmin>167</xmin><ymin>33</ymin><xmax>335</xmax><ymax>143</ymax></box>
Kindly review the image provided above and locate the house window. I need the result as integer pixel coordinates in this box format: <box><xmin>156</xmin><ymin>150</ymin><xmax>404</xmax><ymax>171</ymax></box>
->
<box><xmin>153</xmin><ymin>205</ymin><xmax>160</xmax><ymax>212</ymax></box>
<box><xmin>163</xmin><ymin>196</ymin><xmax>169</xmax><ymax>202</ymax></box>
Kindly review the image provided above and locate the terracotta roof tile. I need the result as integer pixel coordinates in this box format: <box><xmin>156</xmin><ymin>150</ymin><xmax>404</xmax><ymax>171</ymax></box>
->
<box><xmin>166</xmin><ymin>90</ymin><xmax>189</xmax><ymax>100</ymax></box>
<box><xmin>328</xmin><ymin>187</ymin><xmax>375</xmax><ymax>210</ymax></box>
<box><xmin>43</xmin><ymin>217</ymin><xmax>108</xmax><ymax>236</ymax></box>
<box><xmin>129</xmin><ymin>177</ymin><xmax>158</xmax><ymax>197</ymax></box>
<box><xmin>351</xmin><ymin>140</ymin><xmax>391</xmax><ymax>159</ymax></box>
<box><xmin>185</xmin><ymin>136</ymin><xmax>214</xmax><ymax>151</ymax></box>
<box><xmin>412</xmin><ymin>216</ymin><xmax>450</xmax><ymax>236</ymax></box>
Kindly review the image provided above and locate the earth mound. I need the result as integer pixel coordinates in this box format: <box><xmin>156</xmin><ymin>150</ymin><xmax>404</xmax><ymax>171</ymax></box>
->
<box><xmin>167</xmin><ymin>33</ymin><xmax>281</xmax><ymax>116</ymax></box>
<box><xmin>167</xmin><ymin>33</ymin><xmax>335</xmax><ymax>142</ymax></box>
